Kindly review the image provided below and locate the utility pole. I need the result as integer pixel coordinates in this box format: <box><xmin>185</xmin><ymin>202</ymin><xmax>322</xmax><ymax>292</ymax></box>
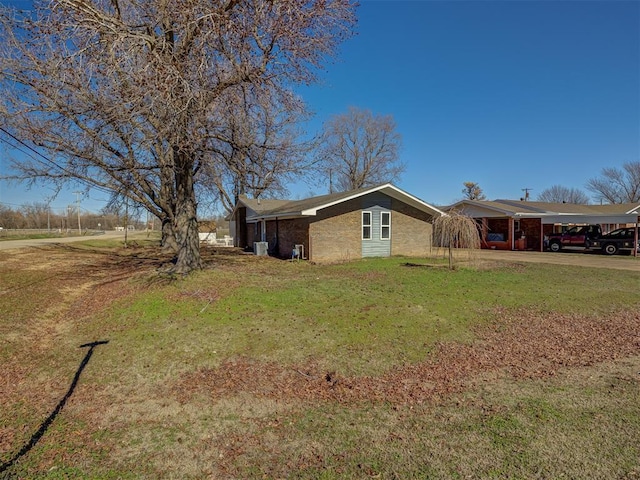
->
<box><xmin>74</xmin><ymin>191</ymin><xmax>82</xmax><ymax>234</ymax></box>
<box><xmin>521</xmin><ymin>188</ymin><xmax>532</xmax><ymax>201</ymax></box>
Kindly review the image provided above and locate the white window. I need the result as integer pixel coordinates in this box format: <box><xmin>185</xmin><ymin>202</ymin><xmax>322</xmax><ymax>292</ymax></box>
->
<box><xmin>381</xmin><ymin>211</ymin><xmax>391</xmax><ymax>240</ymax></box>
<box><xmin>362</xmin><ymin>211</ymin><xmax>372</xmax><ymax>240</ymax></box>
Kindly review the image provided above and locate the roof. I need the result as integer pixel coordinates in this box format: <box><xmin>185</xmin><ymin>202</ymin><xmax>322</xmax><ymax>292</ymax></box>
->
<box><xmin>447</xmin><ymin>199</ymin><xmax>640</xmax><ymax>224</ymax></box>
<box><xmin>235</xmin><ymin>184</ymin><xmax>445</xmax><ymax>221</ymax></box>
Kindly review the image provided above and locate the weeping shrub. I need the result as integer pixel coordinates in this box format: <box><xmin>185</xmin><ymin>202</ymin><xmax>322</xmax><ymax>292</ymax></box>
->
<box><xmin>433</xmin><ymin>211</ymin><xmax>481</xmax><ymax>269</ymax></box>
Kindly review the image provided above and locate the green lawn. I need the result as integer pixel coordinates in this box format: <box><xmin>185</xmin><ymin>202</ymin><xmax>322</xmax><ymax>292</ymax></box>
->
<box><xmin>1</xmin><ymin>245</ymin><xmax>639</xmax><ymax>479</ymax></box>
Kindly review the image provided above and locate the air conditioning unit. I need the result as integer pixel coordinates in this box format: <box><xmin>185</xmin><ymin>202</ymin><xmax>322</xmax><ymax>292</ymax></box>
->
<box><xmin>253</xmin><ymin>241</ymin><xmax>268</xmax><ymax>256</ymax></box>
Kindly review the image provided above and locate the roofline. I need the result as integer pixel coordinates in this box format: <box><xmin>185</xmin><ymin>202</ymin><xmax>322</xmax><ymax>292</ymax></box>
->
<box><xmin>449</xmin><ymin>199</ymin><xmax>640</xmax><ymax>218</ymax></box>
<box><xmin>447</xmin><ymin>199</ymin><xmax>519</xmax><ymax>216</ymax></box>
<box><xmin>300</xmin><ymin>183</ymin><xmax>445</xmax><ymax>217</ymax></box>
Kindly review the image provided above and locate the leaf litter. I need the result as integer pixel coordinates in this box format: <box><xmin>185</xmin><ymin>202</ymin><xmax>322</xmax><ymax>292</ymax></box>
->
<box><xmin>176</xmin><ymin>307</ymin><xmax>640</xmax><ymax>406</ymax></box>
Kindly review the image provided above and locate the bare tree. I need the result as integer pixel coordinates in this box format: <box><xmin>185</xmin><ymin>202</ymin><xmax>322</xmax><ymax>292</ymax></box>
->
<box><xmin>537</xmin><ymin>185</ymin><xmax>590</xmax><ymax>204</ymax></box>
<box><xmin>316</xmin><ymin>106</ymin><xmax>404</xmax><ymax>192</ymax></box>
<box><xmin>0</xmin><ymin>0</ymin><xmax>356</xmax><ymax>273</ymax></box>
<box><xmin>0</xmin><ymin>204</ymin><xmax>24</xmax><ymax>229</ymax></box>
<box><xmin>201</xmin><ymin>84</ymin><xmax>314</xmax><ymax>214</ymax></box>
<box><xmin>22</xmin><ymin>202</ymin><xmax>52</xmax><ymax>229</ymax></box>
<box><xmin>461</xmin><ymin>182</ymin><xmax>486</xmax><ymax>200</ymax></box>
<box><xmin>433</xmin><ymin>210</ymin><xmax>481</xmax><ymax>270</ymax></box>
<box><xmin>586</xmin><ymin>161</ymin><xmax>640</xmax><ymax>204</ymax></box>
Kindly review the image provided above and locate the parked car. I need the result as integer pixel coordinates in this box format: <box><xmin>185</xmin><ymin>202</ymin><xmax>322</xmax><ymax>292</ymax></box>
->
<box><xmin>546</xmin><ymin>224</ymin><xmax>602</xmax><ymax>252</ymax></box>
<box><xmin>591</xmin><ymin>227</ymin><xmax>640</xmax><ymax>255</ymax></box>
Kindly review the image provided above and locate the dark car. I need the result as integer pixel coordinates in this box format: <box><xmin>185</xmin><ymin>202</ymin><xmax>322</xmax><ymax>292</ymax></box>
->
<box><xmin>591</xmin><ymin>227</ymin><xmax>640</xmax><ymax>255</ymax></box>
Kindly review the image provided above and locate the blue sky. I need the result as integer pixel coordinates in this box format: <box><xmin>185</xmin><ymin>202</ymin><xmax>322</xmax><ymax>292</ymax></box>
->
<box><xmin>1</xmin><ymin>0</ymin><xmax>639</xmax><ymax>213</ymax></box>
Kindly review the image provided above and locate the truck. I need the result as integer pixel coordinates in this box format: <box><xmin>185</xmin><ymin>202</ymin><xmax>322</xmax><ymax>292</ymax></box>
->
<box><xmin>545</xmin><ymin>224</ymin><xmax>602</xmax><ymax>252</ymax></box>
<box><xmin>590</xmin><ymin>227</ymin><xmax>640</xmax><ymax>255</ymax></box>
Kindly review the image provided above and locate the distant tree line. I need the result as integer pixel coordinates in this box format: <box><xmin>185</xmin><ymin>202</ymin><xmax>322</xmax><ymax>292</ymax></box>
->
<box><xmin>0</xmin><ymin>202</ymin><xmax>139</xmax><ymax>231</ymax></box>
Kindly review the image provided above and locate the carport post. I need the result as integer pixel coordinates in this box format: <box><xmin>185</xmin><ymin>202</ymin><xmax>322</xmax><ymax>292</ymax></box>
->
<box><xmin>635</xmin><ymin>218</ymin><xmax>638</xmax><ymax>258</ymax></box>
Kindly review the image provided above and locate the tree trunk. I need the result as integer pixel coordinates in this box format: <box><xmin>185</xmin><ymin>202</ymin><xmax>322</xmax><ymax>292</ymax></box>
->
<box><xmin>160</xmin><ymin>216</ymin><xmax>179</xmax><ymax>254</ymax></box>
<box><xmin>173</xmin><ymin>196</ymin><xmax>202</xmax><ymax>274</ymax></box>
<box><xmin>172</xmin><ymin>152</ymin><xmax>202</xmax><ymax>274</ymax></box>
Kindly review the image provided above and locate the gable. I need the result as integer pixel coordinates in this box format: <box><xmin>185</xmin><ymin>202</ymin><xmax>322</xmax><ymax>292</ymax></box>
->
<box><xmin>237</xmin><ymin>184</ymin><xmax>443</xmax><ymax>222</ymax></box>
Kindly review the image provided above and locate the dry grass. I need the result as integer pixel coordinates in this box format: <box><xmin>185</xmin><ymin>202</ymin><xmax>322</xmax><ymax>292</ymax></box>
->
<box><xmin>1</xmin><ymin>243</ymin><xmax>639</xmax><ymax>479</ymax></box>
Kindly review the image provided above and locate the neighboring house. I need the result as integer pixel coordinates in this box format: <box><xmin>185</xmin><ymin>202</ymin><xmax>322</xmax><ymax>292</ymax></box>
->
<box><xmin>229</xmin><ymin>183</ymin><xmax>445</xmax><ymax>263</ymax></box>
<box><xmin>446</xmin><ymin>199</ymin><xmax>640</xmax><ymax>251</ymax></box>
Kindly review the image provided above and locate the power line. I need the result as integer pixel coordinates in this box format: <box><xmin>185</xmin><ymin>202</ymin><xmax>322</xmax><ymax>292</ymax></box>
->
<box><xmin>0</xmin><ymin>127</ymin><xmax>117</xmax><ymax>196</ymax></box>
<box><xmin>0</xmin><ymin>200</ymin><xmax>92</xmax><ymax>213</ymax></box>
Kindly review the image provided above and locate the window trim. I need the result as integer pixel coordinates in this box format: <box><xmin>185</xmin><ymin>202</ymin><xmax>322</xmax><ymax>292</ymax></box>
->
<box><xmin>362</xmin><ymin>211</ymin><xmax>372</xmax><ymax>240</ymax></box>
<box><xmin>380</xmin><ymin>211</ymin><xmax>391</xmax><ymax>240</ymax></box>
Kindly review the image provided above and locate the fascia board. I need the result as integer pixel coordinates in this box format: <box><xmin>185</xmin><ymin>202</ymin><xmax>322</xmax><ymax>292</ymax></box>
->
<box><xmin>245</xmin><ymin>213</ymin><xmax>303</xmax><ymax>222</ymax></box>
<box><xmin>626</xmin><ymin>204</ymin><xmax>640</xmax><ymax>215</ymax></box>
<box><xmin>535</xmin><ymin>213</ymin><xmax>637</xmax><ymax>224</ymax></box>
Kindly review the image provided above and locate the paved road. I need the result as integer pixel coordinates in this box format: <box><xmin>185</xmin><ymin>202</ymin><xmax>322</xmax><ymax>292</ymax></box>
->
<box><xmin>0</xmin><ymin>230</ymin><xmax>139</xmax><ymax>250</ymax></box>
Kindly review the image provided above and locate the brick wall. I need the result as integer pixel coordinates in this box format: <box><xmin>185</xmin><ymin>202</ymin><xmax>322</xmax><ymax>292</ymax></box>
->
<box><xmin>390</xmin><ymin>200</ymin><xmax>434</xmax><ymax>257</ymax></box>
<box><xmin>309</xmin><ymin>198</ymin><xmax>362</xmax><ymax>263</ymax></box>
<box><xmin>246</xmin><ymin>223</ymin><xmax>256</xmax><ymax>246</ymax></box>
<box><xmin>308</xmin><ymin>196</ymin><xmax>435</xmax><ymax>263</ymax></box>
<box><xmin>265</xmin><ymin>220</ymin><xmax>277</xmax><ymax>252</ymax></box>
<box><xmin>240</xmin><ymin>194</ymin><xmax>437</xmax><ymax>263</ymax></box>
<box><xmin>268</xmin><ymin>217</ymin><xmax>310</xmax><ymax>259</ymax></box>
<box><xmin>519</xmin><ymin>218</ymin><xmax>542</xmax><ymax>251</ymax></box>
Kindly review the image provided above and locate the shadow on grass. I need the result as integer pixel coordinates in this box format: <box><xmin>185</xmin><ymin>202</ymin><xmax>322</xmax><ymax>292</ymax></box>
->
<box><xmin>0</xmin><ymin>340</ymin><xmax>109</xmax><ymax>475</ymax></box>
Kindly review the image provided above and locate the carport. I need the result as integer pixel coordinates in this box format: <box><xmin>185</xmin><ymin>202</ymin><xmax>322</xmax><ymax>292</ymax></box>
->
<box><xmin>446</xmin><ymin>199</ymin><xmax>640</xmax><ymax>254</ymax></box>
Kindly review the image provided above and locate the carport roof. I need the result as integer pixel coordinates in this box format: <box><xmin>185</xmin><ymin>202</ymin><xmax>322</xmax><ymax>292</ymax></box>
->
<box><xmin>447</xmin><ymin>199</ymin><xmax>640</xmax><ymax>224</ymax></box>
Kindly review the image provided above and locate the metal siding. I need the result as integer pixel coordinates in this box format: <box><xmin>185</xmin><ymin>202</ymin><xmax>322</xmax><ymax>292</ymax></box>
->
<box><xmin>362</xmin><ymin>193</ymin><xmax>391</xmax><ymax>257</ymax></box>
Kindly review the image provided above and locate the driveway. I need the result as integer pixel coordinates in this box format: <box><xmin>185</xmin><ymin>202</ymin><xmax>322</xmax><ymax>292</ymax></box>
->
<box><xmin>465</xmin><ymin>248</ymin><xmax>640</xmax><ymax>271</ymax></box>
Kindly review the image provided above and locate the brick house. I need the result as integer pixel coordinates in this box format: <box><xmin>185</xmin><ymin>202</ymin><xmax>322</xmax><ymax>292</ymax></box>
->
<box><xmin>446</xmin><ymin>199</ymin><xmax>640</xmax><ymax>251</ymax></box>
<box><xmin>229</xmin><ymin>184</ymin><xmax>445</xmax><ymax>263</ymax></box>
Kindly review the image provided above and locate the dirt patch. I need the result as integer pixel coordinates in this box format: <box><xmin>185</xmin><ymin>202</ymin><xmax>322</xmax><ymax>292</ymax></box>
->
<box><xmin>176</xmin><ymin>307</ymin><xmax>640</xmax><ymax>406</ymax></box>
